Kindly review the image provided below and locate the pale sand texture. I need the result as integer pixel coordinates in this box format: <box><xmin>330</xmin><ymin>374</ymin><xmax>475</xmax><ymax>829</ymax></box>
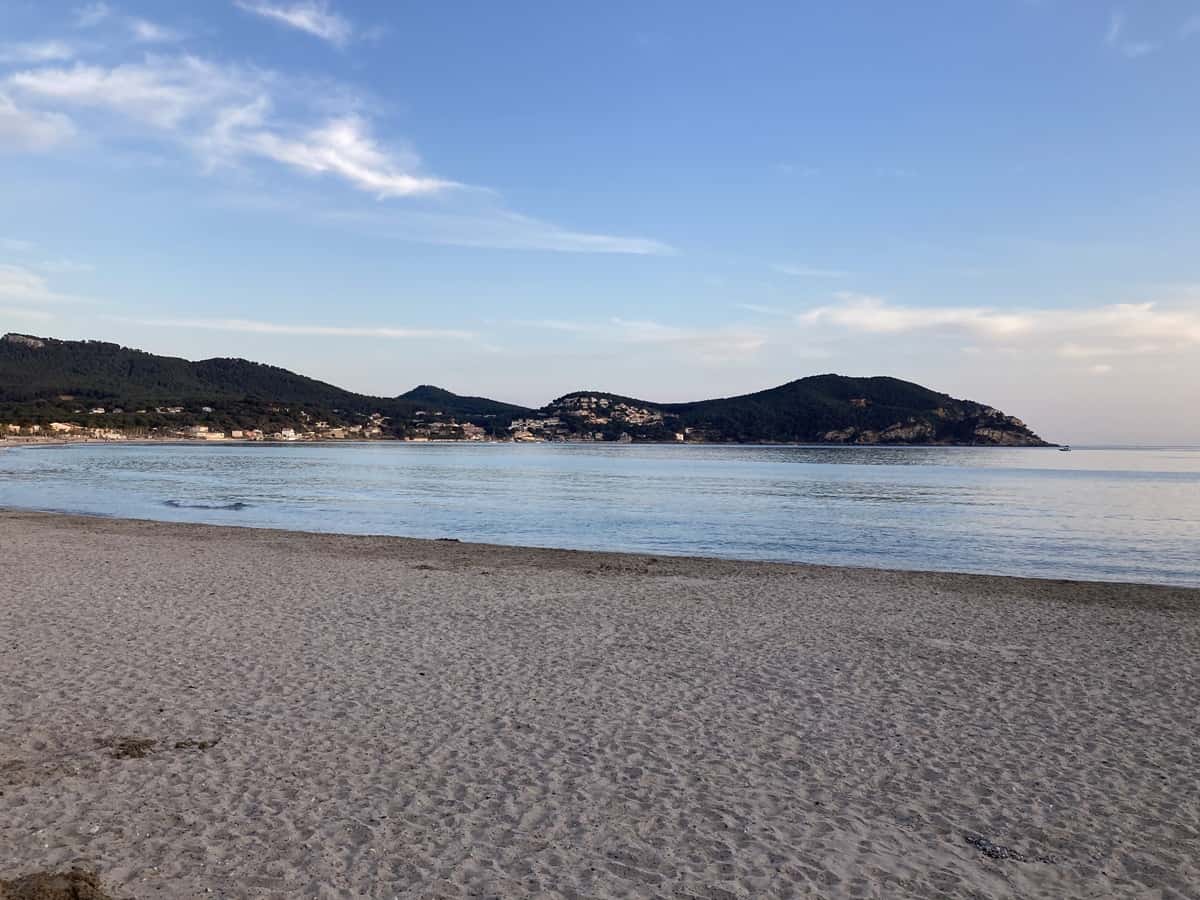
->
<box><xmin>1</xmin><ymin>510</ymin><xmax>1198</xmax><ymax>899</ymax></box>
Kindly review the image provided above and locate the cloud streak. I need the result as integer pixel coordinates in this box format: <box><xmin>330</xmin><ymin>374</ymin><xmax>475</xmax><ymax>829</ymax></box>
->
<box><xmin>234</xmin><ymin>1</ymin><xmax>353</xmax><ymax>47</ymax></box>
<box><xmin>1105</xmin><ymin>11</ymin><xmax>1157</xmax><ymax>58</ymax></box>
<box><xmin>74</xmin><ymin>3</ymin><xmax>112</xmax><ymax>29</ymax></box>
<box><xmin>0</xmin><ymin>41</ymin><xmax>75</xmax><ymax>65</ymax></box>
<box><xmin>0</xmin><ymin>92</ymin><xmax>75</xmax><ymax>150</ymax></box>
<box><xmin>792</xmin><ymin>293</ymin><xmax>1200</xmax><ymax>371</ymax></box>
<box><xmin>112</xmin><ymin>316</ymin><xmax>476</xmax><ymax>341</ymax></box>
<box><xmin>525</xmin><ymin>317</ymin><xmax>767</xmax><ymax>362</ymax></box>
<box><xmin>7</xmin><ymin>57</ymin><xmax>455</xmax><ymax>197</ymax></box>
<box><xmin>129</xmin><ymin>19</ymin><xmax>183</xmax><ymax>44</ymax></box>
<box><xmin>0</xmin><ymin>263</ymin><xmax>88</xmax><ymax>304</ymax></box>
<box><xmin>772</xmin><ymin>263</ymin><xmax>850</xmax><ymax>279</ymax></box>
<box><xmin>2</xmin><ymin>33</ymin><xmax>668</xmax><ymax>254</ymax></box>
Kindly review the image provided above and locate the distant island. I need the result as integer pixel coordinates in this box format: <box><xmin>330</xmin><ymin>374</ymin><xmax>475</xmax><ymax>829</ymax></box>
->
<box><xmin>0</xmin><ymin>333</ymin><xmax>1049</xmax><ymax>446</ymax></box>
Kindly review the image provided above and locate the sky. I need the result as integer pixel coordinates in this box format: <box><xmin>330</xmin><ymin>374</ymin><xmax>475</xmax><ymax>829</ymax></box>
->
<box><xmin>1</xmin><ymin>1</ymin><xmax>1199</xmax><ymax>443</ymax></box>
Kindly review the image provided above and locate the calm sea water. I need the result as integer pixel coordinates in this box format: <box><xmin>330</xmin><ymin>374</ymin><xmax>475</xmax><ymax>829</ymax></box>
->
<box><xmin>2</xmin><ymin>442</ymin><xmax>1198</xmax><ymax>586</ymax></box>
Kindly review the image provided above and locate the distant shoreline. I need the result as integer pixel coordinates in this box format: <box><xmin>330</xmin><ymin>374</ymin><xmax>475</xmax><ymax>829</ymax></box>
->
<box><xmin>1</xmin><ymin>505</ymin><xmax>1190</xmax><ymax>591</ymax></box>
<box><xmin>1</xmin><ymin>436</ymin><xmax>1063</xmax><ymax>450</ymax></box>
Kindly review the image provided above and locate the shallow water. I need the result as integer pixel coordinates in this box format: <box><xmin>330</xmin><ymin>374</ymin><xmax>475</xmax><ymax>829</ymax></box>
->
<box><xmin>3</xmin><ymin>442</ymin><xmax>1198</xmax><ymax>586</ymax></box>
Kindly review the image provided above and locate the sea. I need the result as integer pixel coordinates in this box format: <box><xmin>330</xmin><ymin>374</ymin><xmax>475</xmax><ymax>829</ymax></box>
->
<box><xmin>2</xmin><ymin>442</ymin><xmax>1198</xmax><ymax>587</ymax></box>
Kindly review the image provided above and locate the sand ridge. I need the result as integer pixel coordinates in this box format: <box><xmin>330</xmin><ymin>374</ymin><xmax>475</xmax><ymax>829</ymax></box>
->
<box><xmin>1</xmin><ymin>510</ymin><xmax>1198</xmax><ymax>898</ymax></box>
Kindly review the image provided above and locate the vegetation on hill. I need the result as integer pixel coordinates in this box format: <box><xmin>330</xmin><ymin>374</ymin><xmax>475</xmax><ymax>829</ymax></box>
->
<box><xmin>0</xmin><ymin>333</ymin><xmax>1048</xmax><ymax>444</ymax></box>
<box><xmin>546</xmin><ymin>375</ymin><xmax>1047</xmax><ymax>444</ymax></box>
<box><xmin>0</xmin><ymin>334</ymin><xmax>529</xmax><ymax>435</ymax></box>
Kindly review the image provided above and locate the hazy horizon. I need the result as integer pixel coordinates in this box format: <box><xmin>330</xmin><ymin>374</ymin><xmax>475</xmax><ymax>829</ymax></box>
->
<box><xmin>3</xmin><ymin>1</ymin><xmax>1199</xmax><ymax>443</ymax></box>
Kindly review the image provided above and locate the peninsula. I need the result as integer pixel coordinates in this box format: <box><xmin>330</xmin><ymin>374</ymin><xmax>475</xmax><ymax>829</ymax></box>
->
<box><xmin>1</xmin><ymin>333</ymin><xmax>1048</xmax><ymax>446</ymax></box>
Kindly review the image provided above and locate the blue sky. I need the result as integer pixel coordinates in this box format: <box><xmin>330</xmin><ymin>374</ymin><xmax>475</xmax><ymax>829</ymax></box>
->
<box><xmin>2</xmin><ymin>1</ymin><xmax>1199</xmax><ymax>442</ymax></box>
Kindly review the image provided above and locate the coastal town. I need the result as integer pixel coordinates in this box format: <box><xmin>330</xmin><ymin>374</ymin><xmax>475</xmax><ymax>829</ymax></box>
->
<box><xmin>1</xmin><ymin>333</ymin><xmax>1051</xmax><ymax>446</ymax></box>
<box><xmin>0</xmin><ymin>395</ymin><xmax>683</xmax><ymax>445</ymax></box>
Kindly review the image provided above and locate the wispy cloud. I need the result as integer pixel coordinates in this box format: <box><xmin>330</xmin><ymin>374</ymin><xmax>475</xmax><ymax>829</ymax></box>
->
<box><xmin>0</xmin><ymin>41</ymin><xmax>75</xmax><ymax>65</ymax></box>
<box><xmin>1105</xmin><ymin>11</ymin><xmax>1157</xmax><ymax>58</ymax></box>
<box><xmin>795</xmin><ymin>293</ymin><xmax>1200</xmax><ymax>372</ymax></box>
<box><xmin>3</xmin><ymin>38</ymin><xmax>668</xmax><ymax>254</ymax></box>
<box><xmin>247</xmin><ymin>116</ymin><xmax>459</xmax><ymax>197</ymax></box>
<box><xmin>310</xmin><ymin>203</ymin><xmax>674</xmax><ymax>254</ymax></box>
<box><xmin>0</xmin><ymin>237</ymin><xmax>35</xmax><ymax>253</ymax></box>
<box><xmin>0</xmin><ymin>92</ymin><xmax>75</xmax><ymax>151</ymax></box>
<box><xmin>129</xmin><ymin>19</ymin><xmax>183</xmax><ymax>44</ymax></box>
<box><xmin>0</xmin><ymin>263</ymin><xmax>87</xmax><ymax>304</ymax></box>
<box><xmin>798</xmin><ymin>293</ymin><xmax>1032</xmax><ymax>339</ymax></box>
<box><xmin>0</xmin><ymin>305</ymin><xmax>54</xmax><ymax>323</ymax></box>
<box><xmin>234</xmin><ymin>1</ymin><xmax>353</xmax><ymax>47</ymax></box>
<box><xmin>735</xmin><ymin>302</ymin><xmax>790</xmax><ymax>317</ymax></box>
<box><xmin>111</xmin><ymin>316</ymin><xmax>475</xmax><ymax>341</ymax></box>
<box><xmin>525</xmin><ymin>317</ymin><xmax>766</xmax><ymax>362</ymax></box>
<box><xmin>74</xmin><ymin>2</ymin><xmax>112</xmax><ymax>29</ymax></box>
<box><xmin>772</xmin><ymin>263</ymin><xmax>850</xmax><ymax>279</ymax></box>
<box><xmin>6</xmin><ymin>57</ymin><xmax>453</xmax><ymax>197</ymax></box>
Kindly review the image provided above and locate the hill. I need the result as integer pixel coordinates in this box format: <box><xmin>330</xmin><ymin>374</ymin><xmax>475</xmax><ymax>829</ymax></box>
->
<box><xmin>544</xmin><ymin>375</ymin><xmax>1047</xmax><ymax>445</ymax></box>
<box><xmin>0</xmin><ymin>333</ymin><xmax>530</xmax><ymax>435</ymax></box>
<box><xmin>0</xmin><ymin>333</ymin><xmax>1048</xmax><ymax>444</ymax></box>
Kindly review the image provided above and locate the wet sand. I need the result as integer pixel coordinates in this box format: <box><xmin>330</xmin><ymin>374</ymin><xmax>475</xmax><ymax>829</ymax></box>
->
<box><xmin>1</xmin><ymin>509</ymin><xmax>1197</xmax><ymax>899</ymax></box>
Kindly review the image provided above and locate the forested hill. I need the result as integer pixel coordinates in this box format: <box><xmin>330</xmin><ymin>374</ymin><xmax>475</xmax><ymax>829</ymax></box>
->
<box><xmin>0</xmin><ymin>333</ymin><xmax>531</xmax><ymax>433</ymax></box>
<box><xmin>0</xmin><ymin>333</ymin><xmax>1048</xmax><ymax>444</ymax></box>
<box><xmin>544</xmin><ymin>375</ymin><xmax>1049</xmax><ymax>445</ymax></box>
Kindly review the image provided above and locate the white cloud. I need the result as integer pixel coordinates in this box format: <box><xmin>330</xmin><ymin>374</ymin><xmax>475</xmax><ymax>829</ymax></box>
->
<box><xmin>736</xmin><ymin>303</ymin><xmax>790</xmax><ymax>317</ymax></box>
<box><xmin>1056</xmin><ymin>341</ymin><xmax>1159</xmax><ymax>359</ymax></box>
<box><xmin>112</xmin><ymin>316</ymin><xmax>475</xmax><ymax>341</ymax></box>
<box><xmin>313</xmin><ymin>203</ymin><xmax>674</xmax><ymax>254</ymax></box>
<box><xmin>248</xmin><ymin>116</ymin><xmax>457</xmax><ymax>197</ymax></box>
<box><xmin>798</xmin><ymin>293</ymin><xmax>1033</xmax><ymax>339</ymax></box>
<box><xmin>0</xmin><ymin>238</ymin><xmax>35</xmax><ymax>253</ymax></box>
<box><xmin>234</xmin><ymin>1</ymin><xmax>353</xmax><ymax>47</ymax></box>
<box><xmin>1105</xmin><ymin>11</ymin><xmax>1157</xmax><ymax>57</ymax></box>
<box><xmin>7</xmin><ymin>58</ymin><xmax>255</xmax><ymax>130</ymax></box>
<box><xmin>0</xmin><ymin>41</ymin><xmax>75</xmax><ymax>64</ymax></box>
<box><xmin>0</xmin><ymin>305</ymin><xmax>54</xmax><ymax>323</ymax></box>
<box><xmin>525</xmin><ymin>317</ymin><xmax>767</xmax><ymax>362</ymax></box>
<box><xmin>772</xmin><ymin>263</ymin><xmax>849</xmax><ymax>278</ymax></box>
<box><xmin>129</xmin><ymin>19</ymin><xmax>183</xmax><ymax>44</ymax></box>
<box><xmin>0</xmin><ymin>92</ymin><xmax>75</xmax><ymax>151</ymax></box>
<box><xmin>74</xmin><ymin>3</ymin><xmax>112</xmax><ymax>28</ymax></box>
<box><xmin>0</xmin><ymin>263</ymin><xmax>85</xmax><ymax>304</ymax></box>
<box><xmin>6</xmin><ymin>58</ymin><xmax>460</xmax><ymax>199</ymax></box>
<box><xmin>6</xmin><ymin>51</ymin><xmax>668</xmax><ymax>254</ymax></box>
<box><xmin>35</xmin><ymin>258</ymin><xmax>96</xmax><ymax>274</ymax></box>
<box><xmin>795</xmin><ymin>295</ymin><xmax>1200</xmax><ymax>361</ymax></box>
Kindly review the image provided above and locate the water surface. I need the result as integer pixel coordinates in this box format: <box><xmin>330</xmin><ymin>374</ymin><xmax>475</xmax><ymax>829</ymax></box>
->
<box><xmin>3</xmin><ymin>442</ymin><xmax>1198</xmax><ymax>586</ymax></box>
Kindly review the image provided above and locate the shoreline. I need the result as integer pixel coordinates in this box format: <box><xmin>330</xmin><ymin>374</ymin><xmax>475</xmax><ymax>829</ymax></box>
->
<box><xmin>2</xmin><ymin>435</ymin><xmax>1059</xmax><ymax>448</ymax></box>
<box><xmin>4</xmin><ymin>506</ymin><xmax>1196</xmax><ymax>592</ymax></box>
<box><xmin>3</xmin><ymin>510</ymin><xmax>1198</xmax><ymax>898</ymax></box>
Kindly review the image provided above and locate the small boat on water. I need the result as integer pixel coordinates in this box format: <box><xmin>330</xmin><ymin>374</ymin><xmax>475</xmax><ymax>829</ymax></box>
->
<box><xmin>1059</xmin><ymin>445</ymin><xmax>1071</xmax><ymax>452</ymax></box>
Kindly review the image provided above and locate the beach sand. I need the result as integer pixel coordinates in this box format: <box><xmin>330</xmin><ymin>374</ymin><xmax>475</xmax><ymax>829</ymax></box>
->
<box><xmin>1</xmin><ymin>509</ymin><xmax>1197</xmax><ymax>899</ymax></box>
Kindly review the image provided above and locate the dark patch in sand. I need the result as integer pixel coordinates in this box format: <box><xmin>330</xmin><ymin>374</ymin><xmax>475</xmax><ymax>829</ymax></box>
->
<box><xmin>173</xmin><ymin>738</ymin><xmax>220</xmax><ymax>751</ymax></box>
<box><xmin>97</xmin><ymin>738</ymin><xmax>156</xmax><ymax>760</ymax></box>
<box><xmin>0</xmin><ymin>868</ymin><xmax>125</xmax><ymax>900</ymax></box>
<box><xmin>411</xmin><ymin>564</ymin><xmax>438</xmax><ymax>571</ymax></box>
<box><xmin>963</xmin><ymin>833</ymin><xmax>1059</xmax><ymax>864</ymax></box>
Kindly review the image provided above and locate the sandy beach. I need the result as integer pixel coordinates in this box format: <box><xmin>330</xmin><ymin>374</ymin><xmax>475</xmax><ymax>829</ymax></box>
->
<box><xmin>1</xmin><ymin>510</ymin><xmax>1197</xmax><ymax>899</ymax></box>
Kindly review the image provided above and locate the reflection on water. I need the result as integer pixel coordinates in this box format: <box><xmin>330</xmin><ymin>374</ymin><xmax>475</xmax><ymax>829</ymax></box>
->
<box><xmin>2</xmin><ymin>442</ymin><xmax>1198</xmax><ymax>586</ymax></box>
